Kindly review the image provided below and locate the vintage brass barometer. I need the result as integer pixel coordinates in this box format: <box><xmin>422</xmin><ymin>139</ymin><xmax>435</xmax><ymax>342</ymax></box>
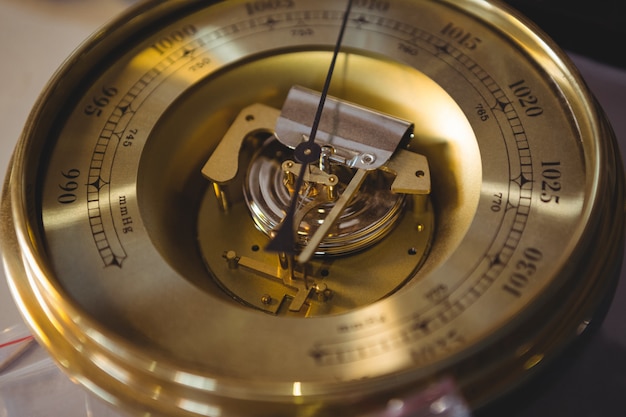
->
<box><xmin>1</xmin><ymin>0</ymin><xmax>624</xmax><ymax>416</ymax></box>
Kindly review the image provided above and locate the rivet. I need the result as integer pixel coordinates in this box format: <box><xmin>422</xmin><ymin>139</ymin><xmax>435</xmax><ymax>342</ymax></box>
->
<box><xmin>361</xmin><ymin>154</ymin><xmax>375</xmax><ymax>165</ymax></box>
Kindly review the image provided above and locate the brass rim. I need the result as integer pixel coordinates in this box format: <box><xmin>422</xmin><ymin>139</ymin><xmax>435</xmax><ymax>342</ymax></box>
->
<box><xmin>1</xmin><ymin>1</ymin><xmax>623</xmax><ymax>415</ymax></box>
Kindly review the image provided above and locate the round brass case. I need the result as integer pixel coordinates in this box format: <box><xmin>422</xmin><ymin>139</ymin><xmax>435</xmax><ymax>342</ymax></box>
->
<box><xmin>0</xmin><ymin>1</ymin><xmax>623</xmax><ymax>416</ymax></box>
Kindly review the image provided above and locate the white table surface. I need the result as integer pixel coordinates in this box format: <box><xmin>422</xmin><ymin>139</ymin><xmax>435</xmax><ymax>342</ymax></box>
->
<box><xmin>1</xmin><ymin>1</ymin><xmax>625</xmax><ymax>416</ymax></box>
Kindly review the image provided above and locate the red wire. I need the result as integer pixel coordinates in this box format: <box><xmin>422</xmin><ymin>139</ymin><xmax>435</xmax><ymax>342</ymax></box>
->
<box><xmin>0</xmin><ymin>335</ymin><xmax>34</xmax><ymax>350</ymax></box>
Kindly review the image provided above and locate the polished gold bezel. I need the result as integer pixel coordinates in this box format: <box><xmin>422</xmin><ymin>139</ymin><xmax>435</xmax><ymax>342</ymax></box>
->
<box><xmin>1</xmin><ymin>1</ymin><xmax>623</xmax><ymax>416</ymax></box>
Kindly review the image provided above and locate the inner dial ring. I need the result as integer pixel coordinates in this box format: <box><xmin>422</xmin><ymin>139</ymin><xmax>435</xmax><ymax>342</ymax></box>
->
<box><xmin>146</xmin><ymin>50</ymin><xmax>476</xmax><ymax>318</ymax></box>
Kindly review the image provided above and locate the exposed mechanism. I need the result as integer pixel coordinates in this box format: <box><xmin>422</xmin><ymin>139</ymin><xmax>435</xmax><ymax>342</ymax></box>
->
<box><xmin>200</xmin><ymin>86</ymin><xmax>434</xmax><ymax>316</ymax></box>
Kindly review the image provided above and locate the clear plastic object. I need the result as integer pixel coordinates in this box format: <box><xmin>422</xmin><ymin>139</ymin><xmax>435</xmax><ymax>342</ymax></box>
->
<box><xmin>0</xmin><ymin>323</ymin><xmax>126</xmax><ymax>417</ymax></box>
<box><xmin>0</xmin><ymin>325</ymin><xmax>34</xmax><ymax>373</ymax></box>
<box><xmin>362</xmin><ymin>378</ymin><xmax>472</xmax><ymax>417</ymax></box>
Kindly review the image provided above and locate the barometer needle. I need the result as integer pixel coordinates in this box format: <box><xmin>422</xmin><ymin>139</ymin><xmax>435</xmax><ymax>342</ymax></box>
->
<box><xmin>266</xmin><ymin>0</ymin><xmax>354</xmax><ymax>255</ymax></box>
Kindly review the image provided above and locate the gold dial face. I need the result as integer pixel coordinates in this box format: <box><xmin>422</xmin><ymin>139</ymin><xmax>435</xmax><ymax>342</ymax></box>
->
<box><xmin>1</xmin><ymin>1</ymin><xmax>623</xmax><ymax>416</ymax></box>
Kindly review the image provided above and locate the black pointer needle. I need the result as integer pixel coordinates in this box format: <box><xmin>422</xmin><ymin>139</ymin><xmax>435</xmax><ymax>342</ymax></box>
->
<box><xmin>266</xmin><ymin>0</ymin><xmax>354</xmax><ymax>255</ymax></box>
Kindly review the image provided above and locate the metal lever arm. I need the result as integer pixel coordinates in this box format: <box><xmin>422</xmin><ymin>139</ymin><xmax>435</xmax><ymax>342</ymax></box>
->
<box><xmin>297</xmin><ymin>168</ymin><xmax>369</xmax><ymax>264</ymax></box>
<box><xmin>201</xmin><ymin>104</ymin><xmax>280</xmax><ymax>183</ymax></box>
